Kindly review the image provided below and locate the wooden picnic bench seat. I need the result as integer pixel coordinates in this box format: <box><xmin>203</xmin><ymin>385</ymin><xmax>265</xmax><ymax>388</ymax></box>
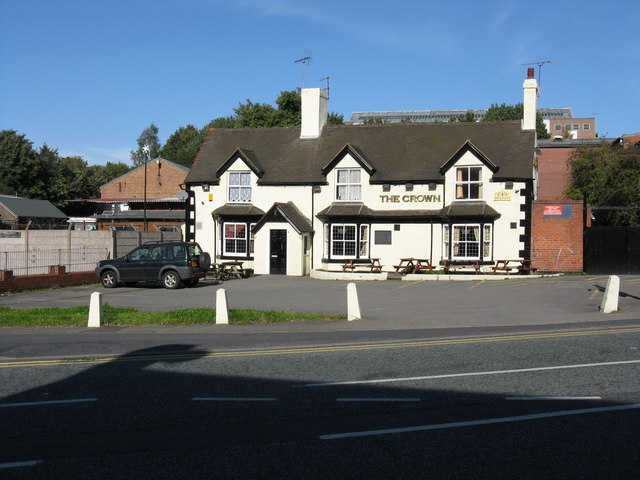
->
<box><xmin>442</xmin><ymin>260</ymin><xmax>481</xmax><ymax>274</ymax></box>
<box><xmin>492</xmin><ymin>259</ymin><xmax>537</xmax><ymax>275</ymax></box>
<box><xmin>342</xmin><ymin>258</ymin><xmax>383</xmax><ymax>273</ymax></box>
<box><xmin>394</xmin><ymin>258</ymin><xmax>435</xmax><ymax>274</ymax></box>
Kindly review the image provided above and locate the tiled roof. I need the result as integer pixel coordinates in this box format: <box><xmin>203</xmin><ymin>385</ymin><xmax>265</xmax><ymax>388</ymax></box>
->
<box><xmin>186</xmin><ymin>121</ymin><xmax>535</xmax><ymax>186</ymax></box>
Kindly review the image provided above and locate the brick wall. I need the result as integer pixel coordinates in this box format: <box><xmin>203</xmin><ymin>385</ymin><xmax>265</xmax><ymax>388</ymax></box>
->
<box><xmin>531</xmin><ymin>200</ymin><xmax>584</xmax><ymax>272</ymax></box>
<box><xmin>0</xmin><ymin>267</ymin><xmax>98</xmax><ymax>293</ymax></box>
<box><xmin>101</xmin><ymin>161</ymin><xmax>187</xmax><ymax>199</ymax></box>
<box><xmin>537</xmin><ymin>146</ymin><xmax>574</xmax><ymax>200</ymax></box>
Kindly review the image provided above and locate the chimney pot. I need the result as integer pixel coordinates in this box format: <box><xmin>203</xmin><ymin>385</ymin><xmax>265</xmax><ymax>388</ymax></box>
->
<box><xmin>527</xmin><ymin>67</ymin><xmax>535</xmax><ymax>79</ymax></box>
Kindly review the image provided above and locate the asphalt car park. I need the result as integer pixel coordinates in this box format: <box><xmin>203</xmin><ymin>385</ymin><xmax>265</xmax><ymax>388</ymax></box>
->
<box><xmin>2</xmin><ymin>275</ymin><xmax>640</xmax><ymax>330</ymax></box>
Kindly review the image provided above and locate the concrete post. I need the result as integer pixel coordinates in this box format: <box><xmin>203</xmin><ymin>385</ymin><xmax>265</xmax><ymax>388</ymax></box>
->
<box><xmin>347</xmin><ymin>282</ymin><xmax>361</xmax><ymax>321</ymax></box>
<box><xmin>600</xmin><ymin>275</ymin><xmax>620</xmax><ymax>314</ymax></box>
<box><xmin>88</xmin><ymin>292</ymin><xmax>103</xmax><ymax>327</ymax></box>
<box><xmin>216</xmin><ymin>288</ymin><xmax>229</xmax><ymax>324</ymax></box>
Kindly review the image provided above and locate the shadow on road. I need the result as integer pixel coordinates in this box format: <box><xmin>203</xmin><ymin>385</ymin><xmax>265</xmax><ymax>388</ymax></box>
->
<box><xmin>1</xmin><ymin>342</ymin><xmax>639</xmax><ymax>479</ymax></box>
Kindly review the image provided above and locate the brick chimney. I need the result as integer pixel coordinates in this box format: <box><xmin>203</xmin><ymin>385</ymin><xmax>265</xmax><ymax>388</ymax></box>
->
<box><xmin>300</xmin><ymin>88</ymin><xmax>328</xmax><ymax>139</ymax></box>
<box><xmin>522</xmin><ymin>67</ymin><xmax>539</xmax><ymax>131</ymax></box>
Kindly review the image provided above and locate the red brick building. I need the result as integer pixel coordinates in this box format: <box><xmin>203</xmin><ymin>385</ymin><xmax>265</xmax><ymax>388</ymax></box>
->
<box><xmin>91</xmin><ymin>158</ymin><xmax>189</xmax><ymax>232</ymax></box>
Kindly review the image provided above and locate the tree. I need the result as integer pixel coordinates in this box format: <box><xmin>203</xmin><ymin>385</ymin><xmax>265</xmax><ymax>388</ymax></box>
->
<box><xmin>362</xmin><ymin>116</ymin><xmax>388</xmax><ymax>125</ymax></box>
<box><xmin>449</xmin><ymin>111</ymin><xmax>477</xmax><ymax>122</ymax></box>
<box><xmin>327</xmin><ymin>112</ymin><xmax>344</xmax><ymax>125</ymax></box>
<box><xmin>0</xmin><ymin>130</ymin><xmax>55</xmax><ymax>198</ymax></box>
<box><xmin>160</xmin><ymin>125</ymin><xmax>205</xmax><ymax>167</ymax></box>
<box><xmin>482</xmin><ymin>103</ymin><xmax>550</xmax><ymax>139</ymax></box>
<box><xmin>131</xmin><ymin>123</ymin><xmax>161</xmax><ymax>166</ymax></box>
<box><xmin>206</xmin><ymin>90</ymin><xmax>345</xmax><ymax>129</ymax></box>
<box><xmin>566</xmin><ymin>142</ymin><xmax>640</xmax><ymax>226</ymax></box>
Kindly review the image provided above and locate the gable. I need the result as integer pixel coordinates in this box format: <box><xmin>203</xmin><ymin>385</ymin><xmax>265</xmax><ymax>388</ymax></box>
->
<box><xmin>439</xmin><ymin>141</ymin><xmax>498</xmax><ymax>175</ymax></box>
<box><xmin>321</xmin><ymin>144</ymin><xmax>375</xmax><ymax>177</ymax></box>
<box><xmin>216</xmin><ymin>148</ymin><xmax>264</xmax><ymax>179</ymax></box>
<box><xmin>253</xmin><ymin>202</ymin><xmax>312</xmax><ymax>235</ymax></box>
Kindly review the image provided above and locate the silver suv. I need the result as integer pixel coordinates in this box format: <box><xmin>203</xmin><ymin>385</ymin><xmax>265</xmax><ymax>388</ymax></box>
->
<box><xmin>96</xmin><ymin>241</ymin><xmax>211</xmax><ymax>289</ymax></box>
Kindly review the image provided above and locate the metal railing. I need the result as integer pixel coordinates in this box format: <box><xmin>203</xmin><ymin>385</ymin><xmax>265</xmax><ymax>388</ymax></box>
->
<box><xmin>0</xmin><ymin>247</ymin><xmax>109</xmax><ymax>276</ymax></box>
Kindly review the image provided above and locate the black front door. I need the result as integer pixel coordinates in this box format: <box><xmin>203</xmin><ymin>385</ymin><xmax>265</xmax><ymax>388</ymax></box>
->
<box><xmin>270</xmin><ymin>230</ymin><xmax>287</xmax><ymax>275</ymax></box>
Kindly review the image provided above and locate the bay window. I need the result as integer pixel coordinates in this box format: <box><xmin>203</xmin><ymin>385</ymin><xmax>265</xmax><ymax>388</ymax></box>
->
<box><xmin>223</xmin><ymin>222</ymin><xmax>255</xmax><ymax>257</ymax></box>
<box><xmin>444</xmin><ymin>224</ymin><xmax>492</xmax><ymax>261</ymax></box>
<box><xmin>330</xmin><ymin>223</ymin><xmax>369</xmax><ymax>259</ymax></box>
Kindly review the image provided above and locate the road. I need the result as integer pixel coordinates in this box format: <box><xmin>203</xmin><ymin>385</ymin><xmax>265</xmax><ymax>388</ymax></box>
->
<box><xmin>2</xmin><ymin>324</ymin><xmax>639</xmax><ymax>479</ymax></box>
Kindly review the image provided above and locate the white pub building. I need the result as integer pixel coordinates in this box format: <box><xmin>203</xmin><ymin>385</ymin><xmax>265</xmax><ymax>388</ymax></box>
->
<box><xmin>185</xmin><ymin>71</ymin><xmax>539</xmax><ymax>276</ymax></box>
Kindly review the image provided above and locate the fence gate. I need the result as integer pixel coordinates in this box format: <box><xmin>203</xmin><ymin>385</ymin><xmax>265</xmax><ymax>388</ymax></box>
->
<box><xmin>585</xmin><ymin>227</ymin><xmax>640</xmax><ymax>274</ymax></box>
<box><xmin>114</xmin><ymin>230</ymin><xmax>182</xmax><ymax>258</ymax></box>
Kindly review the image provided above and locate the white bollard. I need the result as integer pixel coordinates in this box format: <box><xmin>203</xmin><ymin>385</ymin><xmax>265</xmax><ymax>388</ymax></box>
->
<box><xmin>216</xmin><ymin>288</ymin><xmax>229</xmax><ymax>324</ymax></box>
<box><xmin>600</xmin><ymin>275</ymin><xmax>620</xmax><ymax>314</ymax></box>
<box><xmin>347</xmin><ymin>282</ymin><xmax>362</xmax><ymax>321</ymax></box>
<box><xmin>88</xmin><ymin>292</ymin><xmax>103</xmax><ymax>328</ymax></box>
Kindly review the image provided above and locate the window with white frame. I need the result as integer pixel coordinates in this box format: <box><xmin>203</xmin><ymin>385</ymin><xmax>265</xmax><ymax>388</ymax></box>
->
<box><xmin>228</xmin><ymin>171</ymin><xmax>251</xmax><ymax>203</ymax></box>
<box><xmin>449</xmin><ymin>224</ymin><xmax>492</xmax><ymax>260</ymax></box>
<box><xmin>455</xmin><ymin>166</ymin><xmax>482</xmax><ymax>200</ymax></box>
<box><xmin>443</xmin><ymin>225</ymin><xmax>450</xmax><ymax>260</ymax></box>
<box><xmin>330</xmin><ymin>223</ymin><xmax>369</xmax><ymax>258</ymax></box>
<box><xmin>223</xmin><ymin>222</ymin><xmax>248</xmax><ymax>256</ymax></box>
<box><xmin>359</xmin><ymin>225</ymin><xmax>369</xmax><ymax>257</ymax></box>
<box><xmin>336</xmin><ymin>168</ymin><xmax>362</xmax><ymax>201</ymax></box>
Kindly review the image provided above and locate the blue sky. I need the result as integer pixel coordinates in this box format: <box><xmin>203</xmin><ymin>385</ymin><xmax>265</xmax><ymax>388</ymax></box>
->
<box><xmin>1</xmin><ymin>0</ymin><xmax>638</xmax><ymax>165</ymax></box>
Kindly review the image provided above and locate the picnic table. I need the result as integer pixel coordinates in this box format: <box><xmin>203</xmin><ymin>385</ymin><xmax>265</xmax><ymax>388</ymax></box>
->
<box><xmin>342</xmin><ymin>258</ymin><xmax>383</xmax><ymax>273</ymax></box>
<box><xmin>492</xmin><ymin>259</ymin><xmax>537</xmax><ymax>275</ymax></box>
<box><xmin>211</xmin><ymin>260</ymin><xmax>245</xmax><ymax>280</ymax></box>
<box><xmin>393</xmin><ymin>258</ymin><xmax>436</xmax><ymax>274</ymax></box>
<box><xmin>443</xmin><ymin>260</ymin><xmax>481</xmax><ymax>274</ymax></box>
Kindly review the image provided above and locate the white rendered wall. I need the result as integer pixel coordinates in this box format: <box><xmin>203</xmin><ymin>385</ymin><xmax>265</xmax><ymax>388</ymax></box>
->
<box><xmin>253</xmin><ymin>223</ymin><xmax>306</xmax><ymax>276</ymax></box>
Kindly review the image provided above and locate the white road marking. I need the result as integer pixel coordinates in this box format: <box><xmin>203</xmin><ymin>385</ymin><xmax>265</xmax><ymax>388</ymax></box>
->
<box><xmin>299</xmin><ymin>359</ymin><xmax>640</xmax><ymax>388</ymax></box>
<box><xmin>336</xmin><ymin>398</ymin><xmax>421</xmax><ymax>402</ymax></box>
<box><xmin>0</xmin><ymin>460</ymin><xmax>43</xmax><ymax>469</ymax></box>
<box><xmin>192</xmin><ymin>397</ymin><xmax>277</xmax><ymax>402</ymax></box>
<box><xmin>320</xmin><ymin>403</ymin><xmax>640</xmax><ymax>440</ymax></box>
<box><xmin>0</xmin><ymin>398</ymin><xmax>97</xmax><ymax>408</ymax></box>
<box><xmin>506</xmin><ymin>396</ymin><xmax>602</xmax><ymax>401</ymax></box>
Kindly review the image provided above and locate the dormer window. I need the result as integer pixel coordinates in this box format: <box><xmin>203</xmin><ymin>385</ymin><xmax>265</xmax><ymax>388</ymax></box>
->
<box><xmin>336</xmin><ymin>168</ymin><xmax>361</xmax><ymax>201</ymax></box>
<box><xmin>455</xmin><ymin>166</ymin><xmax>482</xmax><ymax>200</ymax></box>
<box><xmin>228</xmin><ymin>171</ymin><xmax>251</xmax><ymax>203</ymax></box>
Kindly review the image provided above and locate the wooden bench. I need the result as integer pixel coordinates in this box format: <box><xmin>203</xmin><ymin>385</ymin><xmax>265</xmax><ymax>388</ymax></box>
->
<box><xmin>393</xmin><ymin>258</ymin><xmax>436</xmax><ymax>274</ymax></box>
<box><xmin>492</xmin><ymin>260</ymin><xmax>537</xmax><ymax>275</ymax></box>
<box><xmin>443</xmin><ymin>260</ymin><xmax>481</xmax><ymax>274</ymax></box>
<box><xmin>342</xmin><ymin>258</ymin><xmax>383</xmax><ymax>273</ymax></box>
<box><xmin>517</xmin><ymin>260</ymin><xmax>538</xmax><ymax>275</ymax></box>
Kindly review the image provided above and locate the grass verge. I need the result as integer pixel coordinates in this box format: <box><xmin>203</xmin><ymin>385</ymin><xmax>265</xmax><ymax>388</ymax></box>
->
<box><xmin>0</xmin><ymin>305</ymin><xmax>345</xmax><ymax>327</ymax></box>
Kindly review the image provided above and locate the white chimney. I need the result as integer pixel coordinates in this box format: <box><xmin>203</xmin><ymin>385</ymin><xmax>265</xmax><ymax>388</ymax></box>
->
<box><xmin>522</xmin><ymin>67</ymin><xmax>538</xmax><ymax>131</ymax></box>
<box><xmin>300</xmin><ymin>88</ymin><xmax>328</xmax><ymax>139</ymax></box>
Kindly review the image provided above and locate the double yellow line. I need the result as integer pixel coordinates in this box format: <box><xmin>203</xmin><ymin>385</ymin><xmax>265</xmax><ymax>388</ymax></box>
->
<box><xmin>1</xmin><ymin>326</ymin><xmax>639</xmax><ymax>369</ymax></box>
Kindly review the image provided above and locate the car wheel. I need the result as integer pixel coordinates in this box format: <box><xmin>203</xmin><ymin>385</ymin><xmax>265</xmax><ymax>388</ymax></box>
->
<box><xmin>184</xmin><ymin>278</ymin><xmax>199</xmax><ymax>287</ymax></box>
<box><xmin>198</xmin><ymin>252</ymin><xmax>211</xmax><ymax>271</ymax></box>
<box><xmin>101</xmin><ymin>270</ymin><xmax>118</xmax><ymax>288</ymax></box>
<box><xmin>162</xmin><ymin>270</ymin><xmax>181</xmax><ymax>289</ymax></box>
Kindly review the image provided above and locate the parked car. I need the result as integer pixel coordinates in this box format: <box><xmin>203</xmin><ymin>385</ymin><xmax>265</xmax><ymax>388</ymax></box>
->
<box><xmin>96</xmin><ymin>241</ymin><xmax>211</xmax><ymax>289</ymax></box>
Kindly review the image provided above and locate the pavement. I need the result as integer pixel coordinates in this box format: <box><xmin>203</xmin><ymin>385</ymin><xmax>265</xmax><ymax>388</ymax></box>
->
<box><xmin>2</xmin><ymin>274</ymin><xmax>640</xmax><ymax>332</ymax></box>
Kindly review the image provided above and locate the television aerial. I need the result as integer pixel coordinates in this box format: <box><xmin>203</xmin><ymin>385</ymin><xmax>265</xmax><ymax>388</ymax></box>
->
<box><xmin>521</xmin><ymin>60</ymin><xmax>553</xmax><ymax>86</ymax></box>
<box><xmin>294</xmin><ymin>55</ymin><xmax>311</xmax><ymax>88</ymax></box>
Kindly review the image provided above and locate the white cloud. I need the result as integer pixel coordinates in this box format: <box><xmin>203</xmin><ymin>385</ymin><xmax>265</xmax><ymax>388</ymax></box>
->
<box><xmin>218</xmin><ymin>0</ymin><xmax>429</xmax><ymax>53</ymax></box>
<box><xmin>491</xmin><ymin>2</ymin><xmax>516</xmax><ymax>30</ymax></box>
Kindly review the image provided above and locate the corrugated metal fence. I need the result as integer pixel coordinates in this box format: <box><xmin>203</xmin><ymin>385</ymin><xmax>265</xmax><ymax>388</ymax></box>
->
<box><xmin>0</xmin><ymin>247</ymin><xmax>109</xmax><ymax>276</ymax></box>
